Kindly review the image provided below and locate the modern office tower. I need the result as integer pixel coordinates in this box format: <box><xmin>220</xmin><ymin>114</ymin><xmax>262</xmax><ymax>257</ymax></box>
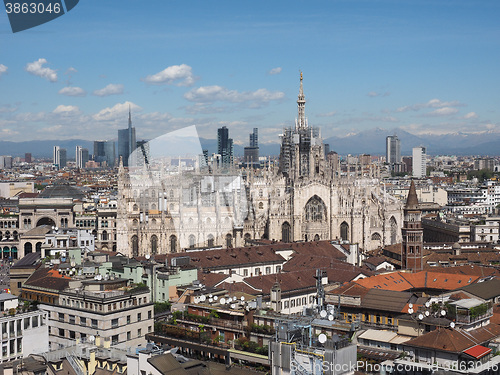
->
<box><xmin>25</xmin><ymin>153</ymin><xmax>32</xmax><ymax>163</ymax></box>
<box><xmin>53</xmin><ymin>146</ymin><xmax>60</xmax><ymax>167</ymax></box>
<box><xmin>76</xmin><ymin>146</ymin><xmax>89</xmax><ymax>169</ymax></box>
<box><xmin>250</xmin><ymin>127</ymin><xmax>258</xmax><ymax>148</ymax></box>
<box><xmin>59</xmin><ymin>148</ymin><xmax>67</xmax><ymax>168</ymax></box>
<box><xmin>244</xmin><ymin>128</ymin><xmax>260</xmax><ymax>168</ymax></box>
<box><xmin>117</xmin><ymin>107</ymin><xmax>136</xmax><ymax>167</ymax></box>
<box><xmin>53</xmin><ymin>146</ymin><xmax>67</xmax><ymax>169</ymax></box>
<box><xmin>412</xmin><ymin>146</ymin><xmax>427</xmax><ymax>178</ymax></box>
<box><xmin>324</xmin><ymin>144</ymin><xmax>330</xmax><ymax>157</ymax></box>
<box><xmin>386</xmin><ymin>135</ymin><xmax>401</xmax><ymax>164</ymax></box>
<box><xmin>217</xmin><ymin>126</ymin><xmax>233</xmax><ymax>168</ymax></box>
<box><xmin>94</xmin><ymin>140</ymin><xmax>116</xmax><ymax>168</ymax></box>
<box><xmin>0</xmin><ymin>156</ymin><xmax>12</xmax><ymax>169</ymax></box>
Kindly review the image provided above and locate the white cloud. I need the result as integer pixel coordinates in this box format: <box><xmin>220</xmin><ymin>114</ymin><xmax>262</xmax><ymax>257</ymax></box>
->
<box><xmin>59</xmin><ymin>86</ymin><xmax>86</xmax><ymax>97</ymax></box>
<box><xmin>396</xmin><ymin>98</ymin><xmax>463</xmax><ymax>112</ymax></box>
<box><xmin>65</xmin><ymin>67</ymin><xmax>77</xmax><ymax>74</ymax></box>
<box><xmin>52</xmin><ymin>105</ymin><xmax>80</xmax><ymax>115</ymax></box>
<box><xmin>463</xmin><ymin>112</ymin><xmax>478</xmax><ymax>119</ymax></box>
<box><xmin>0</xmin><ymin>64</ymin><xmax>7</xmax><ymax>77</ymax></box>
<box><xmin>93</xmin><ymin>83</ymin><xmax>124</xmax><ymax>97</ymax></box>
<box><xmin>184</xmin><ymin>86</ymin><xmax>285</xmax><ymax>107</ymax></box>
<box><xmin>25</xmin><ymin>58</ymin><xmax>57</xmax><ymax>82</ymax></box>
<box><xmin>93</xmin><ymin>101</ymin><xmax>142</xmax><ymax>121</ymax></box>
<box><xmin>268</xmin><ymin>67</ymin><xmax>282</xmax><ymax>75</ymax></box>
<box><xmin>142</xmin><ymin>64</ymin><xmax>196</xmax><ymax>86</ymax></box>
<box><xmin>422</xmin><ymin>107</ymin><xmax>459</xmax><ymax>117</ymax></box>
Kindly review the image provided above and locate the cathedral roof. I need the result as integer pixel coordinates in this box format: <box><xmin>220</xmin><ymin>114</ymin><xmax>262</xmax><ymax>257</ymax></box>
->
<box><xmin>405</xmin><ymin>180</ymin><xmax>419</xmax><ymax>210</ymax></box>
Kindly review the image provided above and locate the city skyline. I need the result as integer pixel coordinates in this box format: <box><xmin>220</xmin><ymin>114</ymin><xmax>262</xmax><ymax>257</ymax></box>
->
<box><xmin>0</xmin><ymin>1</ymin><xmax>499</xmax><ymax>146</ymax></box>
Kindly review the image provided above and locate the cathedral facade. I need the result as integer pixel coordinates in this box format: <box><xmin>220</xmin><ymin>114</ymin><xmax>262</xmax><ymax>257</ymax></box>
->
<box><xmin>116</xmin><ymin>75</ymin><xmax>403</xmax><ymax>257</ymax></box>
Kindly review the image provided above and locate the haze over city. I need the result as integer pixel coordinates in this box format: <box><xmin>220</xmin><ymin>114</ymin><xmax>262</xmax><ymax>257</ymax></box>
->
<box><xmin>1</xmin><ymin>0</ymin><xmax>499</xmax><ymax>148</ymax></box>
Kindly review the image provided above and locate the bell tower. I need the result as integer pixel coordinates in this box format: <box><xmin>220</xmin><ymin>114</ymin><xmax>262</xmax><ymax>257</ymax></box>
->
<box><xmin>402</xmin><ymin>180</ymin><xmax>423</xmax><ymax>271</ymax></box>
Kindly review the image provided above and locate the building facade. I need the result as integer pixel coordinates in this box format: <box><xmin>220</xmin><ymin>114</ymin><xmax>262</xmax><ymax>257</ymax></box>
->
<box><xmin>412</xmin><ymin>146</ymin><xmax>427</xmax><ymax>178</ymax></box>
<box><xmin>116</xmin><ymin>74</ymin><xmax>403</xmax><ymax>256</ymax></box>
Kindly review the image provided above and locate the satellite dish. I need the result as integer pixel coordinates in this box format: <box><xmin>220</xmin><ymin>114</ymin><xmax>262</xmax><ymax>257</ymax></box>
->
<box><xmin>209</xmin><ymin>298</ymin><xmax>213</xmax><ymax>303</ymax></box>
<box><xmin>233</xmin><ymin>296</ymin><xmax>237</xmax><ymax>301</ymax></box>
<box><xmin>318</xmin><ymin>334</ymin><xmax>327</xmax><ymax>344</ymax></box>
<box><xmin>200</xmin><ymin>295</ymin><xmax>206</xmax><ymax>302</ymax></box>
<box><xmin>418</xmin><ymin>314</ymin><xmax>424</xmax><ymax>320</ymax></box>
<box><xmin>328</xmin><ymin>315</ymin><xmax>334</xmax><ymax>321</ymax></box>
<box><xmin>425</xmin><ymin>302</ymin><xmax>430</xmax><ymax>308</ymax></box>
<box><xmin>230</xmin><ymin>304</ymin><xmax>236</xmax><ymax>309</ymax></box>
<box><xmin>220</xmin><ymin>298</ymin><xmax>226</xmax><ymax>304</ymax></box>
<box><xmin>408</xmin><ymin>303</ymin><xmax>413</xmax><ymax>309</ymax></box>
<box><xmin>89</xmin><ymin>335</ymin><xmax>95</xmax><ymax>343</ymax></box>
<box><xmin>441</xmin><ymin>310</ymin><xmax>446</xmax><ymax>316</ymax></box>
<box><xmin>425</xmin><ymin>311</ymin><xmax>430</xmax><ymax>317</ymax></box>
<box><xmin>145</xmin><ymin>254</ymin><xmax>151</xmax><ymax>260</ymax></box>
<box><xmin>214</xmin><ymin>296</ymin><xmax>218</xmax><ymax>301</ymax></box>
<box><xmin>320</xmin><ymin>310</ymin><xmax>327</xmax><ymax>318</ymax></box>
<box><xmin>55</xmin><ymin>227</ymin><xmax>58</xmax><ymax>231</ymax></box>
<box><xmin>241</xmin><ymin>296</ymin><xmax>245</xmax><ymax>301</ymax></box>
<box><xmin>209</xmin><ymin>294</ymin><xmax>213</xmax><ymax>298</ymax></box>
<box><xmin>408</xmin><ymin>308</ymin><xmax>414</xmax><ymax>314</ymax></box>
<box><xmin>450</xmin><ymin>322</ymin><xmax>455</xmax><ymax>328</ymax></box>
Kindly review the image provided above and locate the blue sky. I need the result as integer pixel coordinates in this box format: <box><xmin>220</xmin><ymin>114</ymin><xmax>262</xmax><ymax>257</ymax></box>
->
<box><xmin>0</xmin><ymin>0</ymin><xmax>499</xmax><ymax>145</ymax></box>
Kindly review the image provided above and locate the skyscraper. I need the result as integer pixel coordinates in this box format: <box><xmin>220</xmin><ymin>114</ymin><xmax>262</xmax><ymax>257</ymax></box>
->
<box><xmin>53</xmin><ymin>146</ymin><xmax>60</xmax><ymax>167</ymax></box>
<box><xmin>217</xmin><ymin>126</ymin><xmax>233</xmax><ymax>168</ymax></box>
<box><xmin>118</xmin><ymin>107</ymin><xmax>136</xmax><ymax>167</ymax></box>
<box><xmin>250</xmin><ymin>128</ymin><xmax>258</xmax><ymax>148</ymax></box>
<box><xmin>244</xmin><ymin>128</ymin><xmax>259</xmax><ymax>168</ymax></box>
<box><xmin>412</xmin><ymin>146</ymin><xmax>427</xmax><ymax>178</ymax></box>
<box><xmin>386</xmin><ymin>135</ymin><xmax>401</xmax><ymax>164</ymax></box>
<box><xmin>94</xmin><ymin>140</ymin><xmax>116</xmax><ymax>168</ymax></box>
<box><xmin>59</xmin><ymin>148</ymin><xmax>67</xmax><ymax>168</ymax></box>
<box><xmin>25</xmin><ymin>153</ymin><xmax>32</xmax><ymax>163</ymax></box>
<box><xmin>76</xmin><ymin>146</ymin><xmax>89</xmax><ymax>169</ymax></box>
<box><xmin>53</xmin><ymin>146</ymin><xmax>67</xmax><ymax>169</ymax></box>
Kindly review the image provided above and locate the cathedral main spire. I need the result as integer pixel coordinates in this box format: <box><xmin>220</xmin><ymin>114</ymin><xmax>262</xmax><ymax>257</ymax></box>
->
<box><xmin>297</xmin><ymin>71</ymin><xmax>306</xmax><ymax>129</ymax></box>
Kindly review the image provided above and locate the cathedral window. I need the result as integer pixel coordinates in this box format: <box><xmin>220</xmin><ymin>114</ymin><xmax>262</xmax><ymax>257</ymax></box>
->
<box><xmin>305</xmin><ymin>196</ymin><xmax>326</xmax><ymax>222</ymax></box>
<box><xmin>151</xmin><ymin>235</ymin><xmax>158</xmax><ymax>255</ymax></box>
<box><xmin>188</xmin><ymin>235</ymin><xmax>196</xmax><ymax>249</ymax></box>
<box><xmin>282</xmin><ymin>222</ymin><xmax>291</xmax><ymax>243</ymax></box>
<box><xmin>207</xmin><ymin>234</ymin><xmax>214</xmax><ymax>248</ymax></box>
<box><xmin>169</xmin><ymin>235</ymin><xmax>177</xmax><ymax>253</ymax></box>
<box><xmin>131</xmin><ymin>236</ymin><xmax>139</xmax><ymax>257</ymax></box>
<box><xmin>340</xmin><ymin>222</ymin><xmax>349</xmax><ymax>241</ymax></box>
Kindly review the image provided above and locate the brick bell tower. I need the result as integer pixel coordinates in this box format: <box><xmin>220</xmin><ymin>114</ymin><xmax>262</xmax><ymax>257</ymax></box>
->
<box><xmin>402</xmin><ymin>180</ymin><xmax>423</xmax><ymax>271</ymax></box>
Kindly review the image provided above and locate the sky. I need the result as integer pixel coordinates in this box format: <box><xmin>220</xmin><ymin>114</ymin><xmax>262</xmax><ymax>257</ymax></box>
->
<box><xmin>0</xmin><ymin>0</ymin><xmax>499</xmax><ymax>145</ymax></box>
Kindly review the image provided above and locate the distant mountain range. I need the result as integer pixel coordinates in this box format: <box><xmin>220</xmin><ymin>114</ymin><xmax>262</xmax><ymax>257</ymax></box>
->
<box><xmin>2</xmin><ymin>128</ymin><xmax>499</xmax><ymax>159</ymax></box>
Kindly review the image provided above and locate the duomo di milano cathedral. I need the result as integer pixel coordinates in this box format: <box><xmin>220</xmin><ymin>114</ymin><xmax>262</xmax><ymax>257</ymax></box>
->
<box><xmin>116</xmin><ymin>74</ymin><xmax>403</xmax><ymax>257</ymax></box>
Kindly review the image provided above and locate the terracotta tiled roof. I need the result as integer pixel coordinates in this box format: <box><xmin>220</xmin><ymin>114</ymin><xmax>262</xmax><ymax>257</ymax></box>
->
<box><xmin>163</xmin><ymin>246</ymin><xmax>285</xmax><ymax>271</ymax></box>
<box><xmin>404</xmin><ymin>324</ymin><xmax>500</xmax><ymax>353</ymax></box>
<box><xmin>354</xmin><ymin>271</ymin><xmax>480</xmax><ymax>292</ymax></box>
<box><xmin>244</xmin><ymin>265</ymin><xmax>365</xmax><ymax>295</ymax></box>
<box><xmin>23</xmin><ymin>266</ymin><xmax>71</xmax><ymax>291</ymax></box>
<box><xmin>197</xmin><ymin>271</ymin><xmax>229</xmax><ymax>288</ymax></box>
<box><xmin>404</xmin><ymin>328</ymin><xmax>477</xmax><ymax>353</ymax></box>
